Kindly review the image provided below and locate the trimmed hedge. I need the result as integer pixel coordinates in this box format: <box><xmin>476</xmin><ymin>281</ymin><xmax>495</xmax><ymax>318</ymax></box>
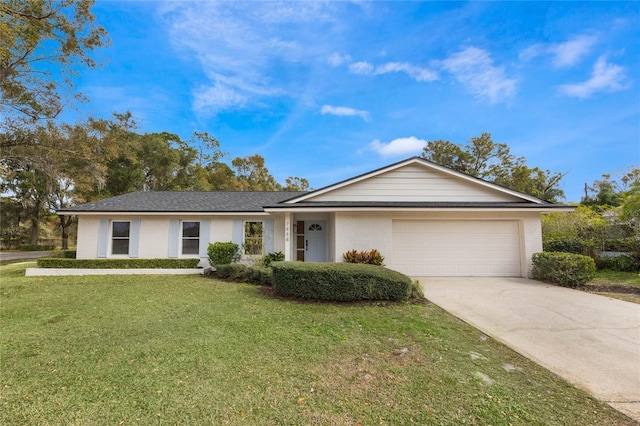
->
<box><xmin>213</xmin><ymin>264</ymin><xmax>249</xmax><ymax>280</ymax></box>
<box><xmin>37</xmin><ymin>258</ymin><xmax>200</xmax><ymax>269</ymax></box>
<box><xmin>532</xmin><ymin>252</ymin><xmax>596</xmax><ymax>287</ymax></box>
<box><xmin>211</xmin><ymin>264</ymin><xmax>272</xmax><ymax>285</ymax></box>
<box><xmin>271</xmin><ymin>262</ymin><xmax>412</xmax><ymax>301</ymax></box>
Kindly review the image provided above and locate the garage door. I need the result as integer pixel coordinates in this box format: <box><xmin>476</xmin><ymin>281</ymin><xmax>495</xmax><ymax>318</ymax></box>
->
<box><xmin>391</xmin><ymin>220</ymin><xmax>521</xmax><ymax>276</ymax></box>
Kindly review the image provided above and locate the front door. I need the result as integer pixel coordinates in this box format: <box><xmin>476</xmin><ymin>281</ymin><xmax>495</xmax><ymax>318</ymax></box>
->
<box><xmin>305</xmin><ymin>221</ymin><xmax>326</xmax><ymax>262</ymax></box>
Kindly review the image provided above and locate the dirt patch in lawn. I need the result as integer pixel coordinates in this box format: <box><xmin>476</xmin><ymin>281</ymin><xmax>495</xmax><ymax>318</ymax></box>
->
<box><xmin>580</xmin><ymin>284</ymin><xmax>640</xmax><ymax>295</ymax></box>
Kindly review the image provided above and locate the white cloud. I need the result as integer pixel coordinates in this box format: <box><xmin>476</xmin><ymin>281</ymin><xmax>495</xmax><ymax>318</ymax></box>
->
<box><xmin>559</xmin><ymin>56</ymin><xmax>626</xmax><ymax>98</ymax></box>
<box><xmin>370</xmin><ymin>136</ymin><xmax>427</xmax><ymax>157</ymax></box>
<box><xmin>438</xmin><ymin>47</ymin><xmax>517</xmax><ymax>104</ymax></box>
<box><xmin>158</xmin><ymin>2</ymin><xmax>336</xmax><ymax>115</ymax></box>
<box><xmin>374</xmin><ymin>62</ymin><xmax>438</xmax><ymax>82</ymax></box>
<box><xmin>349</xmin><ymin>61</ymin><xmax>375</xmax><ymax>75</ymax></box>
<box><xmin>520</xmin><ymin>34</ymin><xmax>598</xmax><ymax>68</ymax></box>
<box><xmin>328</xmin><ymin>52</ymin><xmax>352</xmax><ymax>67</ymax></box>
<box><xmin>349</xmin><ymin>60</ymin><xmax>438</xmax><ymax>82</ymax></box>
<box><xmin>321</xmin><ymin>105</ymin><xmax>370</xmax><ymax>121</ymax></box>
<box><xmin>550</xmin><ymin>35</ymin><xmax>598</xmax><ymax>67</ymax></box>
<box><xmin>193</xmin><ymin>83</ymin><xmax>248</xmax><ymax>113</ymax></box>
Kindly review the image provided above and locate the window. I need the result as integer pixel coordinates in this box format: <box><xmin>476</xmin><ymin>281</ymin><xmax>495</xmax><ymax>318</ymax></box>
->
<box><xmin>182</xmin><ymin>221</ymin><xmax>200</xmax><ymax>255</ymax></box>
<box><xmin>243</xmin><ymin>221</ymin><xmax>263</xmax><ymax>255</ymax></box>
<box><xmin>112</xmin><ymin>221</ymin><xmax>130</xmax><ymax>255</ymax></box>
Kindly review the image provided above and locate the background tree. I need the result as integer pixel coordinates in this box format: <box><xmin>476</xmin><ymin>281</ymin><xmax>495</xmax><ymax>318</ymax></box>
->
<box><xmin>421</xmin><ymin>132</ymin><xmax>566</xmax><ymax>202</ymax></box>
<box><xmin>621</xmin><ymin>180</ymin><xmax>640</xmax><ymax>223</ymax></box>
<box><xmin>231</xmin><ymin>154</ymin><xmax>282</xmax><ymax>191</ymax></box>
<box><xmin>283</xmin><ymin>176</ymin><xmax>311</xmax><ymax>191</ymax></box>
<box><xmin>0</xmin><ymin>0</ymin><xmax>108</xmax><ymax>121</ymax></box>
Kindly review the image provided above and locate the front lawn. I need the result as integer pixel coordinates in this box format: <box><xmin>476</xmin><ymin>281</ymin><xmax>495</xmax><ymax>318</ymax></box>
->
<box><xmin>586</xmin><ymin>270</ymin><xmax>640</xmax><ymax>304</ymax></box>
<box><xmin>0</xmin><ymin>264</ymin><xmax>634</xmax><ymax>425</ymax></box>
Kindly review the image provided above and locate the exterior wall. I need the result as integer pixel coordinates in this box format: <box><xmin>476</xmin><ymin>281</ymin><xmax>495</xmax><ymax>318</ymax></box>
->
<box><xmin>75</xmin><ymin>214</ymin><xmax>285</xmax><ymax>260</ymax></box>
<box><xmin>334</xmin><ymin>212</ymin><xmax>394</xmax><ymax>262</ymax></box>
<box><xmin>75</xmin><ymin>210</ymin><xmax>542</xmax><ymax>278</ymax></box>
<box><xmin>140</xmin><ymin>216</ymin><xmax>171</xmax><ymax>258</ymax></box>
<box><xmin>309</xmin><ymin>164</ymin><xmax>521</xmax><ymax>203</ymax></box>
<box><xmin>76</xmin><ymin>216</ymin><xmax>100</xmax><ymax>259</ymax></box>
<box><xmin>333</xmin><ymin>210</ymin><xmax>543</xmax><ymax>278</ymax></box>
<box><xmin>520</xmin><ymin>213</ymin><xmax>543</xmax><ymax>277</ymax></box>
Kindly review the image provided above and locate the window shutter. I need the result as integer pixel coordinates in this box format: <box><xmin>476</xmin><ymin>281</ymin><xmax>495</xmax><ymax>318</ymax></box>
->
<box><xmin>264</xmin><ymin>219</ymin><xmax>274</xmax><ymax>254</ymax></box>
<box><xmin>168</xmin><ymin>219</ymin><xmax>179</xmax><ymax>258</ymax></box>
<box><xmin>129</xmin><ymin>219</ymin><xmax>141</xmax><ymax>258</ymax></box>
<box><xmin>199</xmin><ymin>220</ymin><xmax>211</xmax><ymax>258</ymax></box>
<box><xmin>97</xmin><ymin>219</ymin><xmax>109</xmax><ymax>258</ymax></box>
<box><xmin>232</xmin><ymin>219</ymin><xmax>243</xmax><ymax>247</ymax></box>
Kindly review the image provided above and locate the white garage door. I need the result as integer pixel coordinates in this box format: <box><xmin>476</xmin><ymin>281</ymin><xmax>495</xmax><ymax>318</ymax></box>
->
<box><xmin>391</xmin><ymin>220</ymin><xmax>521</xmax><ymax>277</ymax></box>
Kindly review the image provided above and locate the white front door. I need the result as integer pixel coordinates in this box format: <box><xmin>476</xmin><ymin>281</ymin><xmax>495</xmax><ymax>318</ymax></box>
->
<box><xmin>305</xmin><ymin>221</ymin><xmax>326</xmax><ymax>262</ymax></box>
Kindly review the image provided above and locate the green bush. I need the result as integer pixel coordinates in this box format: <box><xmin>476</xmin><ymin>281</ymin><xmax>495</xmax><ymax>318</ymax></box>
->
<box><xmin>263</xmin><ymin>251</ymin><xmax>285</xmax><ymax>267</ymax></box>
<box><xmin>212</xmin><ymin>264</ymin><xmax>272</xmax><ymax>285</ymax></box>
<box><xmin>342</xmin><ymin>249</ymin><xmax>385</xmax><ymax>266</ymax></box>
<box><xmin>247</xmin><ymin>266</ymin><xmax>273</xmax><ymax>285</ymax></box>
<box><xmin>532</xmin><ymin>252</ymin><xmax>596</xmax><ymax>287</ymax></box>
<box><xmin>208</xmin><ymin>242</ymin><xmax>240</xmax><ymax>265</ymax></box>
<box><xmin>213</xmin><ymin>264</ymin><xmax>249</xmax><ymax>280</ymax></box>
<box><xmin>37</xmin><ymin>258</ymin><xmax>200</xmax><ymax>269</ymax></box>
<box><xmin>48</xmin><ymin>250</ymin><xmax>77</xmax><ymax>259</ymax></box>
<box><xmin>595</xmin><ymin>254</ymin><xmax>640</xmax><ymax>272</ymax></box>
<box><xmin>410</xmin><ymin>279</ymin><xmax>426</xmax><ymax>301</ymax></box>
<box><xmin>271</xmin><ymin>262</ymin><xmax>412</xmax><ymax>302</ymax></box>
<box><xmin>603</xmin><ymin>237</ymin><xmax>640</xmax><ymax>253</ymax></box>
<box><xmin>543</xmin><ymin>238</ymin><xmax>586</xmax><ymax>255</ymax></box>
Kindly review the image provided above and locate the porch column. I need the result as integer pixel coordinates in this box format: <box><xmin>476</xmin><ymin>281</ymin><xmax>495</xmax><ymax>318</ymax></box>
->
<box><xmin>284</xmin><ymin>212</ymin><xmax>292</xmax><ymax>261</ymax></box>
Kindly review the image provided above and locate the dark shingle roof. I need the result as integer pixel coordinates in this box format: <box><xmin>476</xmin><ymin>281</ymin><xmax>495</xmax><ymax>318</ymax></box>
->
<box><xmin>60</xmin><ymin>191</ymin><xmax>307</xmax><ymax>213</ymax></box>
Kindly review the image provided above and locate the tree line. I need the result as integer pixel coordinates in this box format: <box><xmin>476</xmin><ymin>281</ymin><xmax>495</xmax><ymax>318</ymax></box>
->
<box><xmin>0</xmin><ymin>112</ymin><xmax>310</xmax><ymax>249</ymax></box>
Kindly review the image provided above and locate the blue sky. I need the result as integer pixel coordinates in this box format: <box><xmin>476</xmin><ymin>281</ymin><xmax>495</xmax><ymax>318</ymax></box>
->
<box><xmin>63</xmin><ymin>1</ymin><xmax>639</xmax><ymax>202</ymax></box>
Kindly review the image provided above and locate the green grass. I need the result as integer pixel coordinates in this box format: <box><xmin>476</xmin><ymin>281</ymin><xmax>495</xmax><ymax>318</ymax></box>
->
<box><xmin>592</xmin><ymin>270</ymin><xmax>640</xmax><ymax>287</ymax></box>
<box><xmin>589</xmin><ymin>270</ymin><xmax>640</xmax><ymax>304</ymax></box>
<box><xmin>1</xmin><ymin>264</ymin><xmax>634</xmax><ymax>425</ymax></box>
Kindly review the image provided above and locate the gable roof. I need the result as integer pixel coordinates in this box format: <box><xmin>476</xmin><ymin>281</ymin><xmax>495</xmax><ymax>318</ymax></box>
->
<box><xmin>59</xmin><ymin>191</ymin><xmax>307</xmax><ymax>214</ymax></box>
<box><xmin>283</xmin><ymin>157</ymin><xmax>548</xmax><ymax>205</ymax></box>
<box><xmin>60</xmin><ymin>157</ymin><xmax>574</xmax><ymax>215</ymax></box>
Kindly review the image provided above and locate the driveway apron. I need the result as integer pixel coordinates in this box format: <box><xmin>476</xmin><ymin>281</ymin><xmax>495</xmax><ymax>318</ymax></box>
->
<box><xmin>420</xmin><ymin>277</ymin><xmax>640</xmax><ymax>421</ymax></box>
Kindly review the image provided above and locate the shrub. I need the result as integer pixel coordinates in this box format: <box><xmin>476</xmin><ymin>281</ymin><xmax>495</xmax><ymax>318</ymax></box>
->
<box><xmin>595</xmin><ymin>254</ymin><xmax>640</xmax><ymax>272</ymax></box>
<box><xmin>410</xmin><ymin>279</ymin><xmax>426</xmax><ymax>302</ymax></box>
<box><xmin>603</xmin><ymin>237</ymin><xmax>640</xmax><ymax>253</ymax></box>
<box><xmin>271</xmin><ymin>262</ymin><xmax>412</xmax><ymax>302</ymax></box>
<box><xmin>543</xmin><ymin>238</ymin><xmax>586</xmax><ymax>255</ymax></box>
<box><xmin>209</xmin><ymin>264</ymin><xmax>272</xmax><ymax>285</ymax></box>
<box><xmin>213</xmin><ymin>264</ymin><xmax>249</xmax><ymax>280</ymax></box>
<box><xmin>342</xmin><ymin>249</ymin><xmax>385</xmax><ymax>266</ymax></box>
<box><xmin>37</xmin><ymin>258</ymin><xmax>200</xmax><ymax>269</ymax></box>
<box><xmin>263</xmin><ymin>251</ymin><xmax>285</xmax><ymax>267</ymax></box>
<box><xmin>208</xmin><ymin>242</ymin><xmax>240</xmax><ymax>265</ymax></box>
<box><xmin>48</xmin><ymin>250</ymin><xmax>77</xmax><ymax>259</ymax></box>
<box><xmin>532</xmin><ymin>252</ymin><xmax>596</xmax><ymax>287</ymax></box>
<box><xmin>247</xmin><ymin>266</ymin><xmax>273</xmax><ymax>285</ymax></box>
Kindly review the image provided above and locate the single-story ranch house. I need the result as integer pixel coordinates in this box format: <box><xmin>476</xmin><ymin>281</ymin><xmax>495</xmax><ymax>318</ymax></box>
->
<box><xmin>60</xmin><ymin>157</ymin><xmax>573</xmax><ymax>277</ymax></box>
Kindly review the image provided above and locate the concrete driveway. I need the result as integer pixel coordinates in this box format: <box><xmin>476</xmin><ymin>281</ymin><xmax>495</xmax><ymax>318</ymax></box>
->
<box><xmin>420</xmin><ymin>277</ymin><xmax>640</xmax><ymax>421</ymax></box>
